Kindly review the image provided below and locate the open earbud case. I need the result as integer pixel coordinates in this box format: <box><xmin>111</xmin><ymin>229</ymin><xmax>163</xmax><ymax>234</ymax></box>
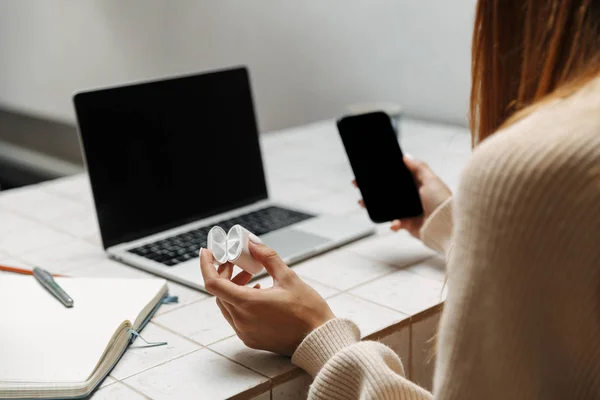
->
<box><xmin>207</xmin><ymin>225</ymin><xmax>264</xmax><ymax>274</ymax></box>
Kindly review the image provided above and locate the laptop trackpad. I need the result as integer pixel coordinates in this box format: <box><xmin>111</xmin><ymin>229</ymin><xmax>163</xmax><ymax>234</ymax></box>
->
<box><xmin>261</xmin><ymin>229</ymin><xmax>329</xmax><ymax>261</ymax></box>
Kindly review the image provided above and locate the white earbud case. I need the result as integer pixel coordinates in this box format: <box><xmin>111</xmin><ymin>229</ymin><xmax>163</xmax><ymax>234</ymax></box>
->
<box><xmin>207</xmin><ymin>225</ymin><xmax>264</xmax><ymax>274</ymax></box>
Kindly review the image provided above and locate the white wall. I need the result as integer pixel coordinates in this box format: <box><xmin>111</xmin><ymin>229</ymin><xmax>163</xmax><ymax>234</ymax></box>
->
<box><xmin>0</xmin><ymin>1</ymin><xmax>475</xmax><ymax>132</ymax></box>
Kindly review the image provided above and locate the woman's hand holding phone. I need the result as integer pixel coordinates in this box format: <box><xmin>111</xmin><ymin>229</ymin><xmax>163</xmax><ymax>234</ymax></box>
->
<box><xmin>354</xmin><ymin>155</ymin><xmax>452</xmax><ymax>238</ymax></box>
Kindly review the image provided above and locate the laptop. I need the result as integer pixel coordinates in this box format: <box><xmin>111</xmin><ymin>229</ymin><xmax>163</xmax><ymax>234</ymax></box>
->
<box><xmin>73</xmin><ymin>66</ymin><xmax>374</xmax><ymax>291</ymax></box>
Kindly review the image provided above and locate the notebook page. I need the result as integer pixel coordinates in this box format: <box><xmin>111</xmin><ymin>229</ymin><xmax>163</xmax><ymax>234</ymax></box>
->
<box><xmin>0</xmin><ymin>275</ymin><xmax>166</xmax><ymax>383</ymax></box>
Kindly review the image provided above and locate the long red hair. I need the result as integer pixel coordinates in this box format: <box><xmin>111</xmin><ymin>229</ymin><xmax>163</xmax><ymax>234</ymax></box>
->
<box><xmin>470</xmin><ymin>0</ymin><xmax>600</xmax><ymax>146</ymax></box>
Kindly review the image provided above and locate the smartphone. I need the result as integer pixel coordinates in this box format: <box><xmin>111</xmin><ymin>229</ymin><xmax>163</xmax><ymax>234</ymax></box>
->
<box><xmin>337</xmin><ymin>111</ymin><xmax>423</xmax><ymax>223</ymax></box>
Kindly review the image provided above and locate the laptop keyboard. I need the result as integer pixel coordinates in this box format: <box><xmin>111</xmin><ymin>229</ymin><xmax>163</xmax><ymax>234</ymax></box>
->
<box><xmin>128</xmin><ymin>206</ymin><xmax>314</xmax><ymax>267</ymax></box>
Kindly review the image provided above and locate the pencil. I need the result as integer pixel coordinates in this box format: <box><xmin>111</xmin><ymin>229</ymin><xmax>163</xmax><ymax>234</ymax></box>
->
<box><xmin>0</xmin><ymin>264</ymin><xmax>64</xmax><ymax>277</ymax></box>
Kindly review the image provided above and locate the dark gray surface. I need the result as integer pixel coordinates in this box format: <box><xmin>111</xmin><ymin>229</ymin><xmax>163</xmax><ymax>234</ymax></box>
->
<box><xmin>0</xmin><ymin>108</ymin><xmax>83</xmax><ymax>165</ymax></box>
<box><xmin>0</xmin><ymin>108</ymin><xmax>83</xmax><ymax>188</ymax></box>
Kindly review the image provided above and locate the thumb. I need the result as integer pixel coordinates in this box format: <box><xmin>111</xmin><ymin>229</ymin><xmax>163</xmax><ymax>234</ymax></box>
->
<box><xmin>403</xmin><ymin>155</ymin><xmax>433</xmax><ymax>184</ymax></box>
<box><xmin>248</xmin><ymin>241</ymin><xmax>289</xmax><ymax>279</ymax></box>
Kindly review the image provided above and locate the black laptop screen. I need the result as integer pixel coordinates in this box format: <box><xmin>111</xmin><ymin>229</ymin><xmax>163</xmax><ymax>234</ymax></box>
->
<box><xmin>74</xmin><ymin>67</ymin><xmax>268</xmax><ymax>249</ymax></box>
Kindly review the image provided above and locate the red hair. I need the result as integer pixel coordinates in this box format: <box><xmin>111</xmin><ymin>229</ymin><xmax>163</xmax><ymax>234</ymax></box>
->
<box><xmin>470</xmin><ymin>0</ymin><xmax>600</xmax><ymax>145</ymax></box>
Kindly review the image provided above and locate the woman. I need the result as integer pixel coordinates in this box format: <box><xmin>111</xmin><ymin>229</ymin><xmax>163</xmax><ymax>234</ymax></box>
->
<box><xmin>200</xmin><ymin>0</ymin><xmax>600</xmax><ymax>398</ymax></box>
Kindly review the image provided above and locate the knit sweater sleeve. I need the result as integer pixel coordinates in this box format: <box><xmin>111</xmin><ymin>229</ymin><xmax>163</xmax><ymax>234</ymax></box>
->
<box><xmin>292</xmin><ymin>319</ymin><xmax>432</xmax><ymax>400</ymax></box>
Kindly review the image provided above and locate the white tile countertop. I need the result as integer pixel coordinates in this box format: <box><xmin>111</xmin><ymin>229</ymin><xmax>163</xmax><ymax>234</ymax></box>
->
<box><xmin>0</xmin><ymin>118</ymin><xmax>470</xmax><ymax>399</ymax></box>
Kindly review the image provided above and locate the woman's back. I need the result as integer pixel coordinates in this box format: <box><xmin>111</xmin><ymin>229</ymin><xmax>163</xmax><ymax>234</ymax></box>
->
<box><xmin>434</xmin><ymin>75</ymin><xmax>600</xmax><ymax>399</ymax></box>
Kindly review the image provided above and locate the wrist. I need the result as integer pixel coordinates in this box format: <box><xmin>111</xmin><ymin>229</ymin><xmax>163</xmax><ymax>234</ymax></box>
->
<box><xmin>309</xmin><ymin>310</ymin><xmax>336</xmax><ymax>331</ymax></box>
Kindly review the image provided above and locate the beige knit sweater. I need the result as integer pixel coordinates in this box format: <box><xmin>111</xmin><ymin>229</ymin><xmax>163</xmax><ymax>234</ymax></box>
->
<box><xmin>292</xmin><ymin>76</ymin><xmax>600</xmax><ymax>399</ymax></box>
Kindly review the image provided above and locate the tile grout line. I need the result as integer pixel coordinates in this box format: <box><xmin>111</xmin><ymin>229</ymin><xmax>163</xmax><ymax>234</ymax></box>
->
<box><xmin>40</xmin><ymin>185</ymin><xmax>91</xmax><ymax>203</ymax></box>
<box><xmin>0</xmin><ymin>205</ymin><xmax>100</xmax><ymax>258</ymax></box>
<box><xmin>204</xmin><ymin>345</ymin><xmax>308</xmax><ymax>391</ymax></box>
<box><xmin>298</xmin><ymin>275</ymin><xmax>343</xmax><ymax>292</ymax></box>
<box><xmin>291</xmin><ymin>246</ymin><xmax>438</xmax><ymax>296</ymax></box>
<box><xmin>153</xmin><ymin>295</ymin><xmax>211</xmax><ymax>317</ymax></box>
<box><xmin>346</xmin><ymin>290</ymin><xmax>441</xmax><ymax>317</ymax></box>
<box><xmin>96</xmin><ymin>376</ymin><xmax>118</xmax><ymax>390</ymax></box>
<box><xmin>328</xmin><ymin>290</ymin><xmax>413</xmax><ymax>318</ymax></box>
<box><xmin>149</xmin><ymin>318</ymin><xmax>216</xmax><ymax>347</ymax></box>
<box><xmin>200</xmin><ymin>350</ymin><xmax>275</xmax><ymax>400</ymax></box>
<box><xmin>1</xmin><ymin>185</ymin><xmax>94</xmax><ymax>228</ymax></box>
<box><xmin>112</xmin><ymin>346</ymin><xmax>203</xmax><ymax>382</ymax></box>
<box><xmin>115</xmin><ymin>378</ymin><xmax>153</xmax><ymax>399</ymax></box>
<box><xmin>115</xmin><ymin>347</ymin><xmax>205</xmax><ymax>383</ymax></box>
<box><xmin>0</xmin><ymin>189</ymin><xmax>88</xmax><ymax>219</ymax></box>
<box><xmin>204</xmin><ymin>347</ymin><xmax>275</xmax><ymax>383</ymax></box>
<box><xmin>344</xmin><ymin>247</ymin><xmax>436</xmax><ymax>271</ymax></box>
<box><xmin>150</xmin><ymin>311</ymin><xmax>301</xmax><ymax>394</ymax></box>
<box><xmin>151</xmin><ymin>315</ymin><xmax>240</xmax><ymax>348</ymax></box>
<box><xmin>208</xmin><ymin>332</ymin><xmax>243</xmax><ymax>347</ymax></box>
<box><xmin>334</xmin><ymin>254</ymin><xmax>438</xmax><ymax>294</ymax></box>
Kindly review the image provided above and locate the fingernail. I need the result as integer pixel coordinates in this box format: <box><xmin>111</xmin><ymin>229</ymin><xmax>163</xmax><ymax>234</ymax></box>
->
<box><xmin>404</xmin><ymin>153</ymin><xmax>414</xmax><ymax>159</ymax></box>
<box><xmin>199</xmin><ymin>247</ymin><xmax>204</xmax><ymax>257</ymax></box>
<box><xmin>249</xmin><ymin>234</ymin><xmax>263</xmax><ymax>244</ymax></box>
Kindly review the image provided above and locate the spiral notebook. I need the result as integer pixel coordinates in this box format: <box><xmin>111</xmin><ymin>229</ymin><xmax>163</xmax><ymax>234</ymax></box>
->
<box><xmin>0</xmin><ymin>275</ymin><xmax>168</xmax><ymax>399</ymax></box>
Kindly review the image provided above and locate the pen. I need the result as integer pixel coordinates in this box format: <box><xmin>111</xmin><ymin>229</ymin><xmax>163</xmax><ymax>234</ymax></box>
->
<box><xmin>33</xmin><ymin>267</ymin><xmax>74</xmax><ymax>308</ymax></box>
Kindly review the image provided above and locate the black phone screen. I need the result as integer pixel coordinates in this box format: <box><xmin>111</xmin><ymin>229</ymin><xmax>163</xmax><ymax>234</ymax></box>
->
<box><xmin>337</xmin><ymin>112</ymin><xmax>423</xmax><ymax>222</ymax></box>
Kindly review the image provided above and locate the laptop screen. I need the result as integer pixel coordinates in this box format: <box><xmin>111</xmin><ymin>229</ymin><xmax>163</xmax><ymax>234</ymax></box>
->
<box><xmin>74</xmin><ymin>67</ymin><xmax>268</xmax><ymax>249</ymax></box>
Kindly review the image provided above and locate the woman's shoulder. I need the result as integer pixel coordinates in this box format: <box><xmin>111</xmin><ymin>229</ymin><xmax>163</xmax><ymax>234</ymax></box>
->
<box><xmin>462</xmin><ymin>76</ymin><xmax>600</xmax><ymax>198</ymax></box>
<box><xmin>449</xmin><ymin>77</ymin><xmax>600</xmax><ymax>280</ymax></box>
